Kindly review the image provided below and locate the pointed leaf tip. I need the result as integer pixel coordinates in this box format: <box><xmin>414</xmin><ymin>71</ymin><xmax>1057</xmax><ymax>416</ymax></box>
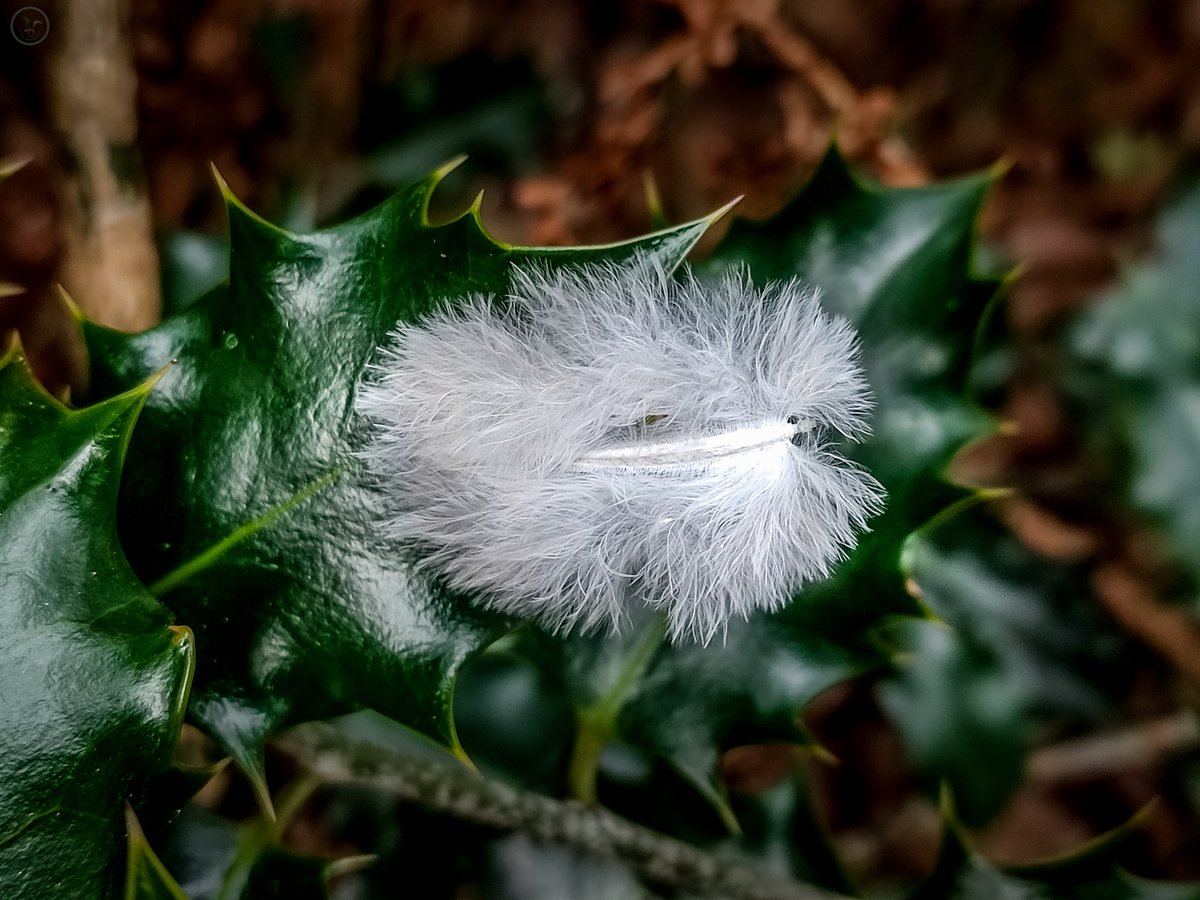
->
<box><xmin>55</xmin><ymin>284</ymin><xmax>85</xmax><ymax>323</ymax></box>
<box><xmin>209</xmin><ymin>162</ymin><xmax>231</xmax><ymax>197</ymax></box>
<box><xmin>433</xmin><ymin>154</ymin><xmax>468</xmax><ymax>181</ymax></box>
<box><xmin>705</xmin><ymin>194</ymin><xmax>743</xmax><ymax>226</ymax></box>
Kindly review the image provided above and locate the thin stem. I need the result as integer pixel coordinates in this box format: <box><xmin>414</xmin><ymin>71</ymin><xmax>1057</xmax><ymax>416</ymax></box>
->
<box><xmin>567</xmin><ymin>708</ymin><xmax>611</xmax><ymax>804</ymax></box>
<box><xmin>567</xmin><ymin>615</ymin><xmax>667</xmax><ymax>803</ymax></box>
<box><xmin>277</xmin><ymin>722</ymin><xmax>848</xmax><ymax>900</ymax></box>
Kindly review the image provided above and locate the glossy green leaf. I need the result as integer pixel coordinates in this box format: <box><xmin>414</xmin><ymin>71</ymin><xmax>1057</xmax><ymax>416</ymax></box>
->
<box><xmin>0</xmin><ymin>349</ymin><xmax>193</xmax><ymax>899</ymax></box>
<box><xmin>80</xmin><ymin>162</ymin><xmax>722</xmax><ymax>783</ymax></box>
<box><xmin>1065</xmin><ymin>179</ymin><xmax>1200</xmax><ymax>602</ymax></box>
<box><xmin>454</xmin><ymin>641</ymin><xmax>577</xmax><ymax>792</ymax></box>
<box><xmin>570</xmin><ymin>614</ymin><xmax>882</xmax><ymax>827</ymax></box>
<box><xmin>702</xmin><ymin>148</ymin><xmax>1022</xmax><ymax>826</ymax></box>
<box><xmin>880</xmin><ymin>615</ymin><xmax>1024</xmax><ymax>828</ymax></box>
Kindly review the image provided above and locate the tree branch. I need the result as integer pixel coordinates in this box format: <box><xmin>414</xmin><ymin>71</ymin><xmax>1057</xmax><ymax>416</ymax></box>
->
<box><xmin>277</xmin><ymin>722</ymin><xmax>849</xmax><ymax>900</ymax></box>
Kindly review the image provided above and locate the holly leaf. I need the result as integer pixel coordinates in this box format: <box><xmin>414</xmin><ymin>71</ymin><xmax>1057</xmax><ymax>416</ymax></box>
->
<box><xmin>548</xmin><ymin>615</ymin><xmax>883</xmax><ymax>830</ymax></box>
<box><xmin>881</xmin><ymin>503</ymin><xmax>1129</xmax><ymax>824</ymax></box>
<box><xmin>0</xmin><ymin>348</ymin><xmax>193</xmax><ymax>899</ymax></box>
<box><xmin>80</xmin><ymin>161</ymin><xmax>723</xmax><ymax>786</ymax></box>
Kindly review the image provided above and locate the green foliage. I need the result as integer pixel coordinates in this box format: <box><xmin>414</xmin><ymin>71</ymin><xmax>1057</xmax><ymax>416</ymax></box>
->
<box><xmin>1065</xmin><ymin>180</ymin><xmax>1200</xmax><ymax>599</ymax></box>
<box><xmin>439</xmin><ymin>148</ymin><xmax>1004</xmax><ymax>833</ymax></box>
<box><xmin>6</xmin><ymin>146</ymin><xmax>1190</xmax><ymax>896</ymax></box>
<box><xmin>158</xmin><ymin>783</ymin><xmax>331</xmax><ymax>900</ymax></box>
<box><xmin>881</xmin><ymin>503</ymin><xmax>1127</xmax><ymax>824</ymax></box>
<box><xmin>0</xmin><ymin>350</ymin><xmax>193</xmax><ymax>899</ymax></box>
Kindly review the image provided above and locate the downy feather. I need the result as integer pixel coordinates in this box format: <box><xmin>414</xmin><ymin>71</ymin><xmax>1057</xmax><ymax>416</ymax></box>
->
<box><xmin>356</xmin><ymin>262</ymin><xmax>884</xmax><ymax>643</ymax></box>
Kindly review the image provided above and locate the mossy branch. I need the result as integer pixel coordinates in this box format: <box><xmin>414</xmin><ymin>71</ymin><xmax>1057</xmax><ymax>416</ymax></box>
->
<box><xmin>277</xmin><ymin>722</ymin><xmax>849</xmax><ymax>900</ymax></box>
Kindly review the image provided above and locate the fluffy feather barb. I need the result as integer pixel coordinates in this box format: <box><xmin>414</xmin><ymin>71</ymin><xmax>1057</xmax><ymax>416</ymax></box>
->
<box><xmin>356</xmin><ymin>263</ymin><xmax>884</xmax><ymax>643</ymax></box>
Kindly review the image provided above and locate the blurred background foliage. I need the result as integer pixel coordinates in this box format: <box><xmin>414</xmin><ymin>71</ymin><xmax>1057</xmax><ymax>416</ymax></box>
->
<box><xmin>5</xmin><ymin>0</ymin><xmax>1200</xmax><ymax>896</ymax></box>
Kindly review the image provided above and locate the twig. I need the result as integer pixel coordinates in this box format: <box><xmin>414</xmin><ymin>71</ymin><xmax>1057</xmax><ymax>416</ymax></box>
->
<box><xmin>47</xmin><ymin>0</ymin><xmax>160</xmax><ymax>330</ymax></box>
<box><xmin>276</xmin><ymin>722</ymin><xmax>849</xmax><ymax>900</ymax></box>
<box><xmin>1028</xmin><ymin>710</ymin><xmax>1200</xmax><ymax>784</ymax></box>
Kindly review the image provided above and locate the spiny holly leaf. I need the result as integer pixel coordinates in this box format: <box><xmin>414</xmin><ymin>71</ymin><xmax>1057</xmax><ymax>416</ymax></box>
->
<box><xmin>912</xmin><ymin>811</ymin><xmax>1200</xmax><ymax>899</ymax></box>
<box><xmin>1065</xmin><ymin>179</ymin><xmax>1200</xmax><ymax>601</ymax></box>
<box><xmin>880</xmin><ymin>615</ymin><xmax>1023</xmax><ymax>829</ymax></box>
<box><xmin>699</xmin><ymin>147</ymin><xmax>1003</xmax><ymax>824</ymax></box>
<box><xmin>80</xmin><ymin>161</ymin><xmax>723</xmax><ymax>786</ymax></box>
<box><xmin>0</xmin><ymin>348</ymin><xmax>193</xmax><ymax>899</ymax></box>
<box><xmin>881</xmin><ymin>503</ymin><xmax>1128</xmax><ymax>824</ymax></box>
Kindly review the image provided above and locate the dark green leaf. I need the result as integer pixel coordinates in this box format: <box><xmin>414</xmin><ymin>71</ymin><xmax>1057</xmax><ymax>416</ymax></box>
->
<box><xmin>730</xmin><ymin>773</ymin><xmax>857</xmax><ymax>895</ymax></box>
<box><xmin>0</xmin><ymin>349</ymin><xmax>193</xmax><ymax>900</ymax></box>
<box><xmin>614</xmin><ymin>617</ymin><xmax>882</xmax><ymax>826</ymax></box>
<box><xmin>454</xmin><ymin>643</ymin><xmax>577</xmax><ymax>792</ymax></box>
<box><xmin>881</xmin><ymin>503</ymin><xmax>1129</xmax><ymax>823</ymax></box>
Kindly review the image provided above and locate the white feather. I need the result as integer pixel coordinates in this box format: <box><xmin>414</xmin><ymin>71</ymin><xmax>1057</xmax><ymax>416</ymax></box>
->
<box><xmin>356</xmin><ymin>261</ymin><xmax>884</xmax><ymax>643</ymax></box>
